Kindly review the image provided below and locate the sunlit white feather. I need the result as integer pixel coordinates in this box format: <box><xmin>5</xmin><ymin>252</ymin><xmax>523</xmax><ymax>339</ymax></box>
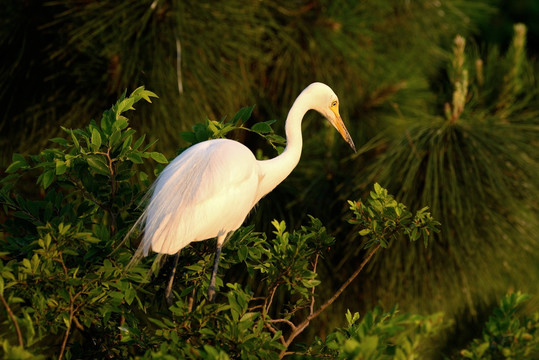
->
<box><xmin>141</xmin><ymin>139</ymin><xmax>259</xmax><ymax>255</ymax></box>
<box><xmin>132</xmin><ymin>82</ymin><xmax>355</xmax><ymax>262</ymax></box>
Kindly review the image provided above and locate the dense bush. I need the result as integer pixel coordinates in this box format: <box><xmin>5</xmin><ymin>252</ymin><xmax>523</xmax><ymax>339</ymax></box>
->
<box><xmin>1</xmin><ymin>89</ymin><xmax>537</xmax><ymax>359</ymax></box>
<box><xmin>460</xmin><ymin>292</ymin><xmax>538</xmax><ymax>360</ymax></box>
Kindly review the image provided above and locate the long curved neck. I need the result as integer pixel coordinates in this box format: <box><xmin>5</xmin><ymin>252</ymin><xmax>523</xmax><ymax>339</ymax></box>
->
<box><xmin>255</xmin><ymin>94</ymin><xmax>310</xmax><ymax>202</ymax></box>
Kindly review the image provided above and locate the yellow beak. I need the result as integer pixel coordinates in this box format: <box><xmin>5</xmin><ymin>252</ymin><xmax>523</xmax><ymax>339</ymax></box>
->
<box><xmin>331</xmin><ymin>107</ymin><xmax>356</xmax><ymax>152</ymax></box>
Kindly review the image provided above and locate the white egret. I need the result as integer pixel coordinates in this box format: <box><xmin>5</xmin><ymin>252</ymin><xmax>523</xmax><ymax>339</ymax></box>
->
<box><xmin>133</xmin><ymin>82</ymin><xmax>355</xmax><ymax>303</ymax></box>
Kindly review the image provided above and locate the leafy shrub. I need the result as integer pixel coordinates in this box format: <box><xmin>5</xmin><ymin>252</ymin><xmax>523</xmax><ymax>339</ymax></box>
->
<box><xmin>459</xmin><ymin>292</ymin><xmax>538</xmax><ymax>359</ymax></box>
<box><xmin>0</xmin><ymin>88</ymin><xmax>531</xmax><ymax>359</ymax></box>
<box><xmin>308</xmin><ymin>307</ymin><xmax>446</xmax><ymax>360</ymax></box>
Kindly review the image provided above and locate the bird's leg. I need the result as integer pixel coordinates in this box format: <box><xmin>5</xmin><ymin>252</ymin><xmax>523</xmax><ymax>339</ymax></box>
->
<box><xmin>207</xmin><ymin>241</ymin><xmax>224</xmax><ymax>302</ymax></box>
<box><xmin>165</xmin><ymin>252</ymin><xmax>181</xmax><ymax>306</ymax></box>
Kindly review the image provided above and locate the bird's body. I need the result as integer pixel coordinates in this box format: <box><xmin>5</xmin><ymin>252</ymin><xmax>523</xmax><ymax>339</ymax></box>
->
<box><xmin>134</xmin><ymin>82</ymin><xmax>355</xmax><ymax>303</ymax></box>
<box><xmin>142</xmin><ymin>139</ymin><xmax>260</xmax><ymax>255</ymax></box>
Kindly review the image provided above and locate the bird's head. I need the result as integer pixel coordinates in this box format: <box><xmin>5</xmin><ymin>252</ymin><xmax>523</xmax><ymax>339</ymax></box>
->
<box><xmin>305</xmin><ymin>82</ymin><xmax>356</xmax><ymax>152</ymax></box>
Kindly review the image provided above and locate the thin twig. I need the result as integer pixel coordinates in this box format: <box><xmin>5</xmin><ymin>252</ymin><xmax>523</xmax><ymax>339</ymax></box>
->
<box><xmin>264</xmin><ymin>322</ymin><xmax>279</xmax><ymax>335</ymax></box>
<box><xmin>0</xmin><ymin>201</ymin><xmax>42</xmax><ymax>225</ymax></box>
<box><xmin>58</xmin><ymin>293</ymin><xmax>73</xmax><ymax>360</ymax></box>
<box><xmin>267</xmin><ymin>318</ymin><xmax>296</xmax><ymax>330</ymax></box>
<box><xmin>105</xmin><ymin>148</ymin><xmax>117</xmax><ymax>236</ymax></box>
<box><xmin>248</xmin><ymin>304</ymin><xmax>264</xmax><ymax>311</ymax></box>
<box><xmin>0</xmin><ymin>293</ymin><xmax>23</xmax><ymax>347</ymax></box>
<box><xmin>188</xmin><ymin>287</ymin><xmax>195</xmax><ymax>313</ymax></box>
<box><xmin>264</xmin><ymin>322</ymin><xmax>286</xmax><ymax>346</ymax></box>
<box><xmin>279</xmin><ymin>244</ymin><xmax>381</xmax><ymax>359</ymax></box>
<box><xmin>57</xmin><ymin>255</ymin><xmax>86</xmax><ymax>360</ymax></box>
<box><xmin>263</xmin><ymin>283</ymin><xmax>280</xmax><ymax>317</ymax></box>
<box><xmin>310</xmin><ymin>253</ymin><xmax>319</xmax><ymax>315</ymax></box>
<box><xmin>66</xmin><ymin>174</ymin><xmax>108</xmax><ymax>210</ymax></box>
<box><xmin>58</xmin><ymin>287</ymin><xmax>85</xmax><ymax>360</ymax></box>
<box><xmin>261</xmin><ymin>281</ymin><xmax>285</xmax><ymax>346</ymax></box>
<box><xmin>56</xmin><ymin>253</ymin><xmax>69</xmax><ymax>279</ymax></box>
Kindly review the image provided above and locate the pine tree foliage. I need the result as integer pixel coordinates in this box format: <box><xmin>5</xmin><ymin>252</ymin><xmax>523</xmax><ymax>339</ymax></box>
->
<box><xmin>349</xmin><ymin>24</ymin><xmax>539</xmax><ymax>318</ymax></box>
<box><xmin>1</xmin><ymin>0</ymin><xmax>495</xmax><ymax>167</ymax></box>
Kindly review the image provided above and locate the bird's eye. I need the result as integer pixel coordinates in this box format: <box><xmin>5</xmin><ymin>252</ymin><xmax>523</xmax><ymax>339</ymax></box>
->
<box><xmin>331</xmin><ymin>100</ymin><xmax>338</xmax><ymax>107</ymax></box>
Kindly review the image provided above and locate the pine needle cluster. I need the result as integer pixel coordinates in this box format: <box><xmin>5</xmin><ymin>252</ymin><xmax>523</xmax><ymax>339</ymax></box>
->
<box><xmin>351</xmin><ymin>24</ymin><xmax>539</xmax><ymax>320</ymax></box>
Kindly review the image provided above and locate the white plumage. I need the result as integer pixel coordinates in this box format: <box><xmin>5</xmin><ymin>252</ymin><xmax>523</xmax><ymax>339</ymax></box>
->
<box><xmin>132</xmin><ymin>82</ymin><xmax>356</xmax><ymax>302</ymax></box>
<box><xmin>142</xmin><ymin>139</ymin><xmax>260</xmax><ymax>255</ymax></box>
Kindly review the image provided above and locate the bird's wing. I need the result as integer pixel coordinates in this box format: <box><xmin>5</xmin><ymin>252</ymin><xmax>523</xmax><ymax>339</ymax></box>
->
<box><xmin>141</xmin><ymin>139</ymin><xmax>260</xmax><ymax>255</ymax></box>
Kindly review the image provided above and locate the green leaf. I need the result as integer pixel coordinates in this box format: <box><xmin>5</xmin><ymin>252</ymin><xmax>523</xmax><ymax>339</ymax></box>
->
<box><xmin>2</xmin><ymin>344</ymin><xmax>44</xmax><ymax>359</ymax></box>
<box><xmin>142</xmin><ymin>138</ymin><xmax>159</xmax><ymax>152</ymax></box>
<box><xmin>359</xmin><ymin>229</ymin><xmax>371</xmax><ymax>236</ymax></box>
<box><xmin>91</xmin><ymin>128</ymin><xmax>102</xmax><ymax>150</ymax></box>
<box><xmin>207</xmin><ymin>120</ymin><xmax>219</xmax><ymax>134</ymax></box>
<box><xmin>198</xmin><ymin>327</ymin><xmax>215</xmax><ymax>337</ymax></box>
<box><xmin>62</xmin><ymin>313</ymin><xmax>71</xmax><ymax>329</ymax></box>
<box><xmin>251</xmin><ymin>122</ymin><xmax>273</xmax><ymax>134</ymax></box>
<box><xmin>41</xmin><ymin>169</ymin><xmax>55</xmax><ymax>189</ymax></box>
<box><xmin>49</xmin><ymin>137</ymin><xmax>69</xmax><ymax>146</ymax></box>
<box><xmin>100</xmin><ymin>109</ymin><xmax>114</xmax><ymax>135</ymax></box>
<box><xmin>140</xmin><ymin>90</ymin><xmax>158</xmax><ymax>102</ymax></box>
<box><xmin>125</xmin><ymin>286</ymin><xmax>136</xmax><ymax>305</ymax></box>
<box><xmin>5</xmin><ymin>154</ymin><xmax>28</xmax><ymax>173</ymax></box>
<box><xmin>55</xmin><ymin>160</ymin><xmax>67</xmax><ymax>175</ymax></box>
<box><xmin>130</xmin><ymin>86</ymin><xmax>158</xmax><ymax>103</ymax></box>
<box><xmin>239</xmin><ymin>312</ymin><xmax>259</xmax><ymax>323</ymax></box>
<box><xmin>139</xmin><ymin>171</ymin><xmax>148</xmax><ymax>184</ymax></box>
<box><xmin>475</xmin><ymin>342</ymin><xmax>490</xmax><ymax>356</ymax></box>
<box><xmin>115</xmin><ymin>116</ymin><xmax>129</xmax><ymax>130</ymax></box>
<box><xmin>132</xmin><ymin>134</ymin><xmax>146</xmax><ymax>150</ymax></box>
<box><xmin>121</xmin><ymin>134</ymin><xmax>133</xmax><ymax>155</ymax></box>
<box><xmin>150</xmin><ymin>152</ymin><xmax>168</xmax><ymax>164</ymax></box>
<box><xmin>232</xmin><ymin>105</ymin><xmax>255</xmax><ymax>124</ymax></box>
<box><xmin>411</xmin><ymin>227</ymin><xmax>419</xmax><ymax>241</ymax></box>
<box><xmin>5</xmin><ymin>161</ymin><xmax>23</xmax><ymax>173</ymax></box>
<box><xmin>116</xmin><ymin>97</ymin><xmax>136</xmax><ymax>116</ymax></box>
<box><xmin>87</xmin><ymin>155</ymin><xmax>110</xmax><ymax>175</ymax></box>
<box><xmin>109</xmin><ymin>128</ymin><xmax>121</xmax><ymax>147</ymax></box>
<box><xmin>238</xmin><ymin>245</ymin><xmax>248</xmax><ymax>261</ymax></box>
<box><xmin>181</xmin><ymin>131</ymin><xmax>197</xmax><ymax>144</ymax></box>
<box><xmin>185</xmin><ymin>263</ymin><xmax>204</xmax><ymax>272</ymax></box>
<box><xmin>70</xmin><ymin>129</ymin><xmax>80</xmax><ymax>150</ymax></box>
<box><xmin>194</xmin><ymin>123</ymin><xmax>211</xmax><ymax>141</ymax></box>
<box><xmin>127</xmin><ymin>152</ymin><xmax>143</xmax><ymax>164</ymax></box>
<box><xmin>361</xmin><ymin>335</ymin><xmax>379</xmax><ymax>354</ymax></box>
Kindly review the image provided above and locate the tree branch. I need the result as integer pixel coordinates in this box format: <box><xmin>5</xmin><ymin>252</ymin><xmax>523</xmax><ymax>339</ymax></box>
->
<box><xmin>59</xmin><ymin>294</ymin><xmax>73</xmax><ymax>360</ymax></box>
<box><xmin>279</xmin><ymin>244</ymin><xmax>381</xmax><ymax>359</ymax></box>
<box><xmin>263</xmin><ymin>282</ymin><xmax>280</xmax><ymax>317</ymax></box>
<box><xmin>267</xmin><ymin>318</ymin><xmax>296</xmax><ymax>330</ymax></box>
<box><xmin>0</xmin><ymin>292</ymin><xmax>24</xmax><ymax>347</ymax></box>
